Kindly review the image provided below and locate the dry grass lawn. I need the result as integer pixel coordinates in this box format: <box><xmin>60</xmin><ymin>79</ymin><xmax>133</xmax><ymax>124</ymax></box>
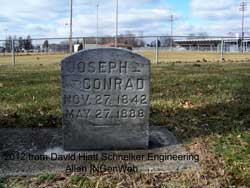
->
<box><xmin>0</xmin><ymin>51</ymin><xmax>249</xmax><ymax>187</ymax></box>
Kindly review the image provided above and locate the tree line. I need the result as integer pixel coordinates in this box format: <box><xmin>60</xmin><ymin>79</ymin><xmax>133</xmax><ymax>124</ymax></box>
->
<box><xmin>4</xmin><ymin>35</ymin><xmax>33</xmax><ymax>52</ymax></box>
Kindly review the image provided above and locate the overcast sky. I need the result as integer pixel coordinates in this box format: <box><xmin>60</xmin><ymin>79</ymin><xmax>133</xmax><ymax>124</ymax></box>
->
<box><xmin>0</xmin><ymin>0</ymin><xmax>248</xmax><ymax>39</ymax></box>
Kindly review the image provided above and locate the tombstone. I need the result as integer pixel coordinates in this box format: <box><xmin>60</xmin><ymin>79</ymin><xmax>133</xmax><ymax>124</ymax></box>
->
<box><xmin>61</xmin><ymin>48</ymin><xmax>150</xmax><ymax>150</ymax></box>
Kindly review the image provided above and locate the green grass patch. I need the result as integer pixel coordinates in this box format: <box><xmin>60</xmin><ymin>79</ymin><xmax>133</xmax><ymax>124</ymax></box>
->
<box><xmin>150</xmin><ymin>63</ymin><xmax>250</xmax><ymax>140</ymax></box>
<box><xmin>37</xmin><ymin>172</ymin><xmax>56</xmax><ymax>184</ymax></box>
<box><xmin>214</xmin><ymin>131</ymin><xmax>250</xmax><ymax>186</ymax></box>
<box><xmin>69</xmin><ymin>176</ymin><xmax>96</xmax><ymax>187</ymax></box>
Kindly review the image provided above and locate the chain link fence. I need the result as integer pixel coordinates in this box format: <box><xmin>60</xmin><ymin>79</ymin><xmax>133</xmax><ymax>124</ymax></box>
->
<box><xmin>1</xmin><ymin>35</ymin><xmax>250</xmax><ymax>65</ymax></box>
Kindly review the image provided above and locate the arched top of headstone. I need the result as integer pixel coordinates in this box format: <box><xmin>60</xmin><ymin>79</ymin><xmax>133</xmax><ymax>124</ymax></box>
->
<box><xmin>62</xmin><ymin>48</ymin><xmax>150</xmax><ymax>66</ymax></box>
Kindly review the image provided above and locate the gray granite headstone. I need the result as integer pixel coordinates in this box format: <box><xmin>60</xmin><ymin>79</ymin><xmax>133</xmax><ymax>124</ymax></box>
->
<box><xmin>61</xmin><ymin>48</ymin><xmax>150</xmax><ymax>150</ymax></box>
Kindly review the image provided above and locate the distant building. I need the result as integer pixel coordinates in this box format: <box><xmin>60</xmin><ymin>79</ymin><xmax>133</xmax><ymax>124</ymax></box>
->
<box><xmin>98</xmin><ymin>42</ymin><xmax>133</xmax><ymax>50</ymax></box>
<box><xmin>174</xmin><ymin>38</ymin><xmax>242</xmax><ymax>52</ymax></box>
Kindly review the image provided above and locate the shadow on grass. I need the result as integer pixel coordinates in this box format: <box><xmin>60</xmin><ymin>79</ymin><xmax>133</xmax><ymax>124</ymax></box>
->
<box><xmin>0</xmin><ymin>111</ymin><xmax>61</xmax><ymax>128</ymax></box>
<box><xmin>149</xmin><ymin>63</ymin><xmax>250</xmax><ymax>141</ymax></box>
<box><xmin>1</xmin><ymin>63</ymin><xmax>250</xmax><ymax>139</ymax></box>
<box><xmin>1</xmin><ymin>99</ymin><xmax>249</xmax><ymax>139</ymax></box>
<box><xmin>150</xmin><ymin>100</ymin><xmax>250</xmax><ymax>141</ymax></box>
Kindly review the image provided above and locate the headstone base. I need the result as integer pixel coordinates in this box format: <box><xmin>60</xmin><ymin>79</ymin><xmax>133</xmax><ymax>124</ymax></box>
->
<box><xmin>0</xmin><ymin>126</ymin><xmax>199</xmax><ymax>177</ymax></box>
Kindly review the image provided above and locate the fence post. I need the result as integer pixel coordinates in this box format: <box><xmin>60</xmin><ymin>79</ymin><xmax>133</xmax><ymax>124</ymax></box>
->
<box><xmin>220</xmin><ymin>39</ymin><xmax>224</xmax><ymax>63</ymax></box>
<box><xmin>12</xmin><ymin>39</ymin><xmax>16</xmax><ymax>66</ymax></box>
<box><xmin>155</xmin><ymin>36</ymin><xmax>159</xmax><ymax>64</ymax></box>
<box><xmin>170</xmin><ymin>36</ymin><xmax>173</xmax><ymax>51</ymax></box>
<box><xmin>82</xmin><ymin>38</ymin><xmax>85</xmax><ymax>49</ymax></box>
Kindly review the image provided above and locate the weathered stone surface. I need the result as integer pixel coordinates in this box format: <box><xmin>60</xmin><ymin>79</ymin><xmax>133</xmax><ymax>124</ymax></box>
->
<box><xmin>61</xmin><ymin>48</ymin><xmax>150</xmax><ymax>150</ymax></box>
